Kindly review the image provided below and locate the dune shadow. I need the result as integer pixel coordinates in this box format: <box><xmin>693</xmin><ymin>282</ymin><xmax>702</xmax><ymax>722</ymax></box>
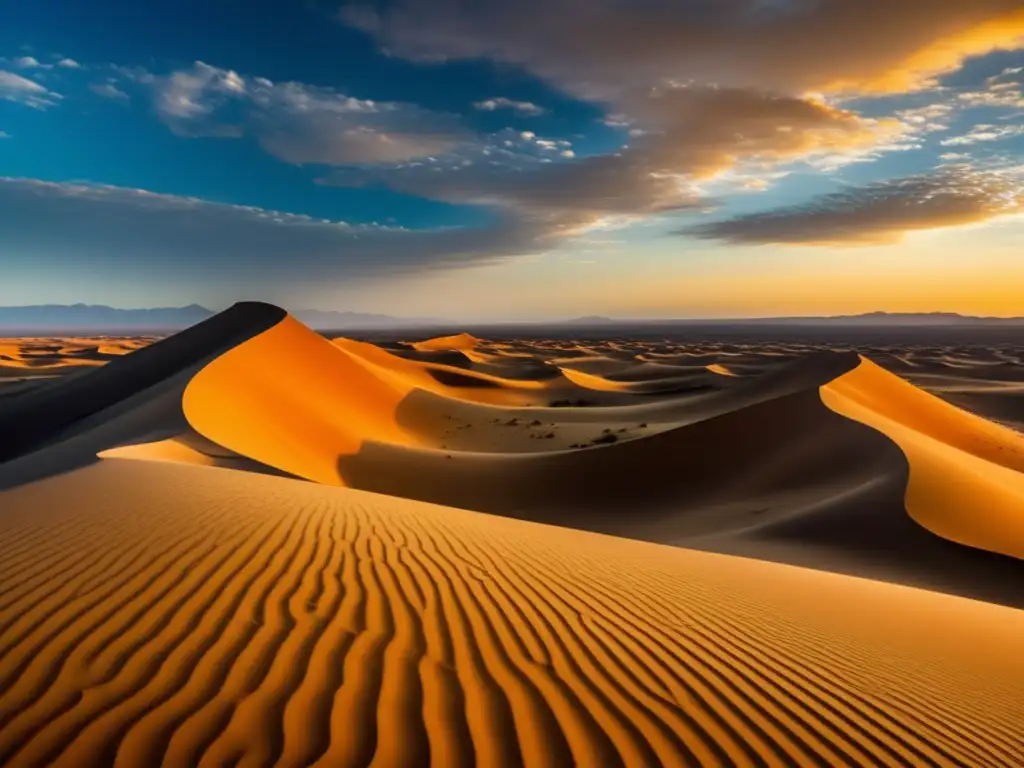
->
<box><xmin>0</xmin><ymin>303</ymin><xmax>286</xmax><ymax>490</ymax></box>
<box><xmin>425</xmin><ymin>368</ymin><xmax>504</xmax><ymax>389</ymax></box>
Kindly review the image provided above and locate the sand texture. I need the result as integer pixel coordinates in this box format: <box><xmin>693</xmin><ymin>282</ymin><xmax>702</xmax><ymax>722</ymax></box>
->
<box><xmin>2</xmin><ymin>304</ymin><xmax>1023</xmax><ymax>766</ymax></box>
<box><xmin>1</xmin><ymin>461</ymin><xmax>1022</xmax><ymax>767</ymax></box>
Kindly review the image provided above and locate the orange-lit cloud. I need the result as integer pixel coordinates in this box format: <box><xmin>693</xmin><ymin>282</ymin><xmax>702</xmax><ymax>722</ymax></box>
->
<box><xmin>830</xmin><ymin>8</ymin><xmax>1024</xmax><ymax>94</ymax></box>
<box><xmin>324</xmin><ymin>86</ymin><xmax>901</xmax><ymax>236</ymax></box>
<box><xmin>342</xmin><ymin>1</ymin><xmax>1024</xmax><ymax>97</ymax></box>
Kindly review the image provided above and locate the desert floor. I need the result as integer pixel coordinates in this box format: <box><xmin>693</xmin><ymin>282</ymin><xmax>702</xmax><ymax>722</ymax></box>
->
<box><xmin>1</xmin><ymin>306</ymin><xmax>1022</xmax><ymax>766</ymax></box>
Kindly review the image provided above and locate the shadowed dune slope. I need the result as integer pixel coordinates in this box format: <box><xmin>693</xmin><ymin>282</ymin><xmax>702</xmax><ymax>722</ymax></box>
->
<box><xmin>821</xmin><ymin>357</ymin><xmax>1024</xmax><ymax>560</ymax></box>
<box><xmin>0</xmin><ymin>303</ymin><xmax>285</xmax><ymax>465</ymax></box>
<box><xmin>0</xmin><ymin>459</ymin><xmax>1021</xmax><ymax>767</ymax></box>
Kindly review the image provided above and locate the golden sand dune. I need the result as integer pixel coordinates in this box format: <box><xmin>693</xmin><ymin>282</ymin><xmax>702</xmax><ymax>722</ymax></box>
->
<box><xmin>706</xmin><ymin>363</ymin><xmax>738</xmax><ymax>377</ymax></box>
<box><xmin>411</xmin><ymin>332</ymin><xmax>480</xmax><ymax>352</ymax></box>
<box><xmin>0</xmin><ymin>459</ymin><xmax>1021</xmax><ymax>768</ymax></box>
<box><xmin>184</xmin><ymin>316</ymin><xmax>670</xmax><ymax>482</ymax></box>
<box><xmin>0</xmin><ymin>337</ymin><xmax>154</xmax><ymax>373</ymax></box>
<box><xmin>822</xmin><ymin>356</ymin><xmax>1024</xmax><ymax>559</ymax></box>
<box><xmin>558</xmin><ymin>366</ymin><xmax>634</xmax><ymax>392</ymax></box>
<box><xmin>0</xmin><ymin>304</ymin><xmax>285</xmax><ymax>467</ymax></box>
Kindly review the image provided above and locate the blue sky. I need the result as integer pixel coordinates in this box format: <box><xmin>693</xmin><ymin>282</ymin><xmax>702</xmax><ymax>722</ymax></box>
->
<box><xmin>1</xmin><ymin>1</ymin><xmax>1022</xmax><ymax>319</ymax></box>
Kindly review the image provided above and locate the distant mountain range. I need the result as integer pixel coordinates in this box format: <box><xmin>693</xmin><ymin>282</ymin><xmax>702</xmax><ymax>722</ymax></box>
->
<box><xmin>0</xmin><ymin>304</ymin><xmax>214</xmax><ymax>332</ymax></box>
<box><xmin>0</xmin><ymin>304</ymin><xmax>444</xmax><ymax>332</ymax></box>
<box><xmin>2</xmin><ymin>305</ymin><xmax>1022</xmax><ymax>333</ymax></box>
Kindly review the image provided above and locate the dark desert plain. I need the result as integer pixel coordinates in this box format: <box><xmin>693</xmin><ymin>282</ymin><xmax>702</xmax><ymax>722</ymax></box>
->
<box><xmin>4</xmin><ymin>0</ymin><xmax>1024</xmax><ymax>764</ymax></box>
<box><xmin>1</xmin><ymin>310</ymin><xmax>1023</xmax><ymax>767</ymax></box>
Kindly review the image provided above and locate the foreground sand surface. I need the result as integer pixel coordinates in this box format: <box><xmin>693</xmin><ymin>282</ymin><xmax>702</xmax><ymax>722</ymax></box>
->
<box><xmin>1</xmin><ymin>460</ymin><xmax>1022</xmax><ymax>767</ymax></box>
<box><xmin>2</xmin><ymin>306</ymin><xmax>1024</xmax><ymax>766</ymax></box>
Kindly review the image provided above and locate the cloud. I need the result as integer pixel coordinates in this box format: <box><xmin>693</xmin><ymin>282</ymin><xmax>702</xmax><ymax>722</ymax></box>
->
<box><xmin>323</xmin><ymin>84</ymin><xmax>903</xmax><ymax>237</ymax></box>
<box><xmin>143</xmin><ymin>61</ymin><xmax>467</xmax><ymax>164</ymax></box>
<box><xmin>473</xmin><ymin>97</ymin><xmax>545</xmax><ymax>115</ymax></box>
<box><xmin>56</xmin><ymin>58</ymin><xmax>82</xmax><ymax>69</ymax></box>
<box><xmin>0</xmin><ymin>131</ymin><xmax>9</xmax><ymax>139</ymax></box>
<box><xmin>958</xmin><ymin>66</ymin><xmax>1024</xmax><ymax>109</ymax></box>
<box><xmin>89</xmin><ymin>82</ymin><xmax>130</xmax><ymax>101</ymax></box>
<box><xmin>13</xmin><ymin>56</ymin><xmax>44</xmax><ymax>69</ymax></box>
<box><xmin>337</xmin><ymin>0</ymin><xmax>985</xmax><ymax>227</ymax></box>
<box><xmin>894</xmin><ymin>103</ymin><xmax>955</xmax><ymax>133</ymax></box>
<box><xmin>941</xmin><ymin>124</ymin><xmax>1024</xmax><ymax>146</ymax></box>
<box><xmin>679</xmin><ymin>166</ymin><xmax>1023</xmax><ymax>245</ymax></box>
<box><xmin>340</xmin><ymin>1</ymin><xmax>1024</xmax><ymax>98</ymax></box>
<box><xmin>0</xmin><ymin>177</ymin><xmax>550</xmax><ymax>286</ymax></box>
<box><xmin>0</xmin><ymin>70</ymin><xmax>61</xmax><ymax>109</ymax></box>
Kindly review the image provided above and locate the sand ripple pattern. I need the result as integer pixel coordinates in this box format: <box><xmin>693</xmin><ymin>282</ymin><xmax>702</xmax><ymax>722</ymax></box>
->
<box><xmin>1</xmin><ymin>461</ymin><xmax>1022</xmax><ymax>767</ymax></box>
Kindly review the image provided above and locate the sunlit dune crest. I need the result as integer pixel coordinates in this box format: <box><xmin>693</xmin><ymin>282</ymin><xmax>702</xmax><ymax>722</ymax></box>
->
<box><xmin>706</xmin><ymin>363</ymin><xmax>738</xmax><ymax>377</ymax></box>
<box><xmin>411</xmin><ymin>332</ymin><xmax>480</xmax><ymax>352</ymax></box>
<box><xmin>99</xmin><ymin>437</ymin><xmax>218</xmax><ymax>466</ymax></box>
<box><xmin>558</xmin><ymin>366</ymin><xmax>633</xmax><ymax>392</ymax></box>
<box><xmin>822</xmin><ymin>356</ymin><xmax>1024</xmax><ymax>559</ymax></box>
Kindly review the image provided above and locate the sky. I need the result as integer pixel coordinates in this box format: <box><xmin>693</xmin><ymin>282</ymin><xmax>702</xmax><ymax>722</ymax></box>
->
<box><xmin>1</xmin><ymin>0</ymin><xmax>1022</xmax><ymax>320</ymax></box>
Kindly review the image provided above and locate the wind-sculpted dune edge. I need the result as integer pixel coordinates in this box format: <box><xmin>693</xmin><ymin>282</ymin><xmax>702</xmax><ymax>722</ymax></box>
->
<box><xmin>0</xmin><ymin>302</ymin><xmax>286</xmax><ymax>466</ymax></box>
<box><xmin>821</xmin><ymin>356</ymin><xmax>1024</xmax><ymax>560</ymax></box>
<box><xmin>0</xmin><ymin>460</ymin><xmax>1021</xmax><ymax>768</ymax></box>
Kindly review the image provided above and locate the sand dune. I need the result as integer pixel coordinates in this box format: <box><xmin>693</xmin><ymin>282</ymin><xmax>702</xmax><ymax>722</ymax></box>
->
<box><xmin>822</xmin><ymin>356</ymin><xmax>1024</xmax><ymax>559</ymax></box>
<box><xmin>3</xmin><ymin>306</ymin><xmax>1024</xmax><ymax>765</ymax></box>
<box><xmin>0</xmin><ymin>303</ymin><xmax>284</xmax><ymax>466</ymax></box>
<box><xmin>0</xmin><ymin>337</ymin><xmax>153</xmax><ymax>371</ymax></box>
<box><xmin>707</xmin><ymin>363</ymin><xmax>738</xmax><ymax>377</ymax></box>
<box><xmin>0</xmin><ymin>459</ymin><xmax>1021</xmax><ymax>767</ymax></box>
<box><xmin>411</xmin><ymin>332</ymin><xmax>480</xmax><ymax>352</ymax></box>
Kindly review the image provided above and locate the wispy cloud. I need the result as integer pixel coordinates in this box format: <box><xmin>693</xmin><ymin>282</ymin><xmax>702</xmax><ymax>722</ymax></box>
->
<box><xmin>56</xmin><ymin>58</ymin><xmax>82</xmax><ymax>69</ymax></box>
<box><xmin>941</xmin><ymin>124</ymin><xmax>1024</xmax><ymax>146</ymax></box>
<box><xmin>0</xmin><ymin>70</ymin><xmax>61</xmax><ymax>109</ymax></box>
<box><xmin>958</xmin><ymin>66</ymin><xmax>1024</xmax><ymax>110</ymax></box>
<box><xmin>679</xmin><ymin>165</ymin><xmax>1023</xmax><ymax>246</ymax></box>
<box><xmin>0</xmin><ymin>177</ymin><xmax>548</xmax><ymax>286</ymax></box>
<box><xmin>473</xmin><ymin>97</ymin><xmax>545</xmax><ymax>115</ymax></box>
<box><xmin>89</xmin><ymin>82</ymin><xmax>130</xmax><ymax>101</ymax></box>
<box><xmin>130</xmin><ymin>61</ymin><xmax>468</xmax><ymax>164</ymax></box>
